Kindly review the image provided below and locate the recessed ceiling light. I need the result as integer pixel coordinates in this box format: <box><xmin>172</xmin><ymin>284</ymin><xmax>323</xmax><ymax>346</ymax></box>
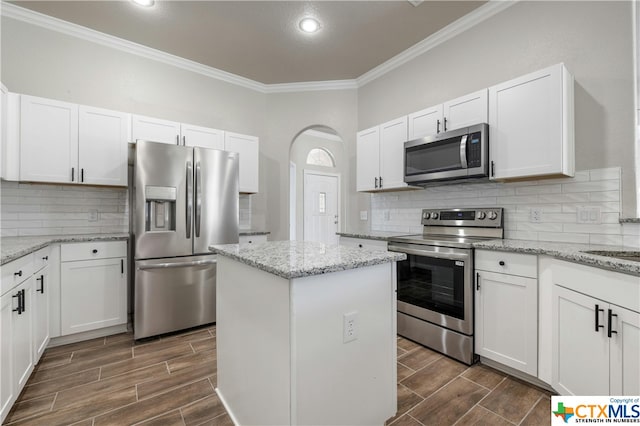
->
<box><xmin>131</xmin><ymin>0</ymin><xmax>154</xmax><ymax>7</ymax></box>
<box><xmin>299</xmin><ymin>17</ymin><xmax>320</xmax><ymax>34</ymax></box>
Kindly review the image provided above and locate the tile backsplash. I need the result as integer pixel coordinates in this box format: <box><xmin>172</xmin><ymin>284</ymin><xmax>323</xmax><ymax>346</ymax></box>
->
<box><xmin>1</xmin><ymin>181</ymin><xmax>128</xmax><ymax>237</ymax></box>
<box><xmin>0</xmin><ymin>181</ymin><xmax>255</xmax><ymax>237</ymax></box>
<box><xmin>371</xmin><ymin>167</ymin><xmax>640</xmax><ymax>248</ymax></box>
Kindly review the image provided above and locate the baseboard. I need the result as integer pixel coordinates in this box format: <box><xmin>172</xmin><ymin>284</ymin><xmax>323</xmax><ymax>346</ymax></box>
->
<box><xmin>479</xmin><ymin>357</ymin><xmax>557</xmax><ymax>393</ymax></box>
<box><xmin>47</xmin><ymin>324</ymin><xmax>128</xmax><ymax>348</ymax></box>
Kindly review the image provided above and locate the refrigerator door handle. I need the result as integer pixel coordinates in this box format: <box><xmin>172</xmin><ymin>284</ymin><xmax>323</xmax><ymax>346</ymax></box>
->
<box><xmin>195</xmin><ymin>161</ymin><xmax>202</xmax><ymax>238</ymax></box>
<box><xmin>186</xmin><ymin>161</ymin><xmax>193</xmax><ymax>239</ymax></box>
<box><xmin>137</xmin><ymin>259</ymin><xmax>217</xmax><ymax>270</ymax></box>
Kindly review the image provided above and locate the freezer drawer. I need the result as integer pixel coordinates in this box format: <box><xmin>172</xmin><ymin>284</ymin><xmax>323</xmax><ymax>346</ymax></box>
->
<box><xmin>134</xmin><ymin>254</ymin><xmax>216</xmax><ymax>339</ymax></box>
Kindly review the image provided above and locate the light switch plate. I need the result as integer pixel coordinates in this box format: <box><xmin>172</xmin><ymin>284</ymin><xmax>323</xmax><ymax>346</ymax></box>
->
<box><xmin>360</xmin><ymin>211</ymin><xmax>368</xmax><ymax>221</ymax></box>
<box><xmin>88</xmin><ymin>209</ymin><xmax>99</xmax><ymax>222</ymax></box>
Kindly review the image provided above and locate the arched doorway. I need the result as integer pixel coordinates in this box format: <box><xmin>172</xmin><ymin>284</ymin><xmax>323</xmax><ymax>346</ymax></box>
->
<box><xmin>289</xmin><ymin>126</ymin><xmax>345</xmax><ymax>244</ymax></box>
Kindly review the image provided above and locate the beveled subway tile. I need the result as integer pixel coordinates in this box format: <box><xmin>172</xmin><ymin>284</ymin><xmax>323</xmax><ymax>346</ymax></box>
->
<box><xmin>461</xmin><ymin>364</ymin><xmax>506</xmax><ymax>390</ymax></box>
<box><xmin>7</xmin><ymin>386</ymin><xmax>137</xmax><ymax>426</ymax></box>
<box><xmin>135</xmin><ymin>409</ymin><xmax>185</xmax><ymax>426</ymax></box>
<box><xmin>453</xmin><ymin>405</ymin><xmax>513</xmax><ymax>426</ymax></box>
<box><xmin>137</xmin><ymin>363</ymin><xmax>217</xmax><ymax>400</ymax></box>
<box><xmin>167</xmin><ymin>349</ymin><xmax>216</xmax><ymax>373</ymax></box>
<box><xmin>479</xmin><ymin>377</ymin><xmax>544</xmax><ymax>424</ymax></box>
<box><xmin>54</xmin><ymin>363</ymin><xmax>170</xmax><ymax>409</ymax></box>
<box><xmin>401</xmin><ymin>357</ymin><xmax>467</xmax><ymax>398</ymax></box>
<box><xmin>20</xmin><ymin>368</ymin><xmax>101</xmax><ymax>402</ymax></box>
<box><xmin>101</xmin><ymin>343</ymin><xmax>193</xmax><ymax>379</ymax></box>
<box><xmin>410</xmin><ymin>377</ymin><xmax>489</xmax><ymax>425</ymax></box>
<box><xmin>397</xmin><ymin>346</ymin><xmax>441</xmax><ymax>371</ymax></box>
<box><xmin>4</xmin><ymin>394</ymin><xmax>55</xmax><ymax>423</ymax></box>
<box><xmin>94</xmin><ymin>379</ymin><xmax>214</xmax><ymax>426</ymax></box>
<box><xmin>180</xmin><ymin>395</ymin><xmax>227</xmax><ymax>426</ymax></box>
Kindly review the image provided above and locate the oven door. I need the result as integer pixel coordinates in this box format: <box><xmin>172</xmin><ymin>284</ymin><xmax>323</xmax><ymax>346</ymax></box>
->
<box><xmin>388</xmin><ymin>242</ymin><xmax>474</xmax><ymax>335</ymax></box>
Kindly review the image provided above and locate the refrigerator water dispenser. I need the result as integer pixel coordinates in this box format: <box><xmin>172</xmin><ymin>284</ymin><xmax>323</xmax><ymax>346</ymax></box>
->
<box><xmin>145</xmin><ymin>186</ymin><xmax>176</xmax><ymax>232</ymax></box>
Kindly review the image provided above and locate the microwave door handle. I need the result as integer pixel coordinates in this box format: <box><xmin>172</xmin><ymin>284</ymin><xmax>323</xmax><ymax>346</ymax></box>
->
<box><xmin>459</xmin><ymin>135</ymin><xmax>468</xmax><ymax>169</ymax></box>
<box><xmin>186</xmin><ymin>161</ymin><xmax>193</xmax><ymax>239</ymax></box>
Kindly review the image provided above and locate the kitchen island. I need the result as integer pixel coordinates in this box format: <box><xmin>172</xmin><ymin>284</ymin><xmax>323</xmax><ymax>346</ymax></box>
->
<box><xmin>209</xmin><ymin>240</ymin><xmax>405</xmax><ymax>426</ymax></box>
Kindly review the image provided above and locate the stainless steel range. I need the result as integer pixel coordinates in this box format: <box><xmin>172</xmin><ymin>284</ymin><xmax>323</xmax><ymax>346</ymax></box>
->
<box><xmin>388</xmin><ymin>207</ymin><xmax>504</xmax><ymax>365</ymax></box>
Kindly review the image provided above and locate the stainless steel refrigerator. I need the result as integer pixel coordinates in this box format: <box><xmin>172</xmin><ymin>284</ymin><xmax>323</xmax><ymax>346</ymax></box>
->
<box><xmin>132</xmin><ymin>141</ymin><xmax>239</xmax><ymax>339</ymax></box>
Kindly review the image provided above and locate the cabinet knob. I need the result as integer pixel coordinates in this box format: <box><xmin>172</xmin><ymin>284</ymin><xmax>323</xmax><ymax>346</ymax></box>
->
<box><xmin>358</xmin><ymin>244</ymin><xmax>363</xmax><ymax>248</ymax></box>
<box><xmin>43</xmin><ymin>256</ymin><xmax>49</xmax><ymax>261</ymax></box>
<box><xmin>92</xmin><ymin>249</ymin><xmax>98</xmax><ymax>254</ymax></box>
<box><xmin>499</xmin><ymin>261</ymin><xmax>505</xmax><ymax>266</ymax></box>
<box><xmin>14</xmin><ymin>270</ymin><xmax>22</xmax><ymax>277</ymax></box>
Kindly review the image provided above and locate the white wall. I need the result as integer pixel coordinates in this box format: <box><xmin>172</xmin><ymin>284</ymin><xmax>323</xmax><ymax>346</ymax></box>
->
<box><xmin>358</xmin><ymin>1</ymin><xmax>637</xmax><ymax>218</ymax></box>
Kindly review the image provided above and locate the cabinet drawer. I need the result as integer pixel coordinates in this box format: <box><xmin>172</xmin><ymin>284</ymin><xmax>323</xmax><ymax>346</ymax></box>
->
<box><xmin>339</xmin><ymin>237</ymin><xmax>388</xmax><ymax>252</ymax></box>
<box><xmin>61</xmin><ymin>241</ymin><xmax>127</xmax><ymax>262</ymax></box>
<box><xmin>33</xmin><ymin>246</ymin><xmax>52</xmax><ymax>273</ymax></box>
<box><xmin>1</xmin><ymin>253</ymin><xmax>34</xmax><ymax>296</ymax></box>
<box><xmin>475</xmin><ymin>250</ymin><xmax>537</xmax><ymax>278</ymax></box>
<box><xmin>238</xmin><ymin>235</ymin><xmax>268</xmax><ymax>245</ymax></box>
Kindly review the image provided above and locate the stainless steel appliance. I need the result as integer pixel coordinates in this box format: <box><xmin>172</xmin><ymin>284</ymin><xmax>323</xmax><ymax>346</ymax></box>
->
<box><xmin>388</xmin><ymin>207</ymin><xmax>503</xmax><ymax>364</ymax></box>
<box><xmin>404</xmin><ymin>123</ymin><xmax>489</xmax><ymax>185</ymax></box>
<box><xmin>132</xmin><ymin>141</ymin><xmax>239</xmax><ymax>339</ymax></box>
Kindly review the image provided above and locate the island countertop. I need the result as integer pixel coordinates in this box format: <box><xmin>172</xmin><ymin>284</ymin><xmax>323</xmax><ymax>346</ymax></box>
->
<box><xmin>209</xmin><ymin>240</ymin><xmax>406</xmax><ymax>279</ymax></box>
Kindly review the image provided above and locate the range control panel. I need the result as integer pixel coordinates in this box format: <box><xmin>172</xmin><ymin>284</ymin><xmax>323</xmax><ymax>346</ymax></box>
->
<box><xmin>421</xmin><ymin>208</ymin><xmax>503</xmax><ymax>227</ymax></box>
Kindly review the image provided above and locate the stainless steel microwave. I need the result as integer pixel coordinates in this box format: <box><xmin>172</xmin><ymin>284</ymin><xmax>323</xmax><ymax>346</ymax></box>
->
<box><xmin>404</xmin><ymin>123</ymin><xmax>489</xmax><ymax>185</ymax></box>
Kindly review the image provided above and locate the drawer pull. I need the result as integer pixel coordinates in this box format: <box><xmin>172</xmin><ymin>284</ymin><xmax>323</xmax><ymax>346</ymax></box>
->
<box><xmin>498</xmin><ymin>261</ymin><xmax>505</xmax><ymax>266</ymax></box>
<box><xmin>92</xmin><ymin>249</ymin><xmax>98</xmax><ymax>254</ymax></box>
<box><xmin>42</xmin><ymin>256</ymin><xmax>49</xmax><ymax>261</ymax></box>
<box><xmin>595</xmin><ymin>304</ymin><xmax>604</xmax><ymax>332</ymax></box>
<box><xmin>607</xmin><ymin>309</ymin><xmax>618</xmax><ymax>338</ymax></box>
<box><xmin>12</xmin><ymin>291</ymin><xmax>22</xmax><ymax>314</ymax></box>
<box><xmin>14</xmin><ymin>270</ymin><xmax>22</xmax><ymax>277</ymax></box>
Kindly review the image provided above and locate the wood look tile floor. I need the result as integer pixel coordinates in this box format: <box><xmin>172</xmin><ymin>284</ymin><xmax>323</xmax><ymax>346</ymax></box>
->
<box><xmin>5</xmin><ymin>327</ymin><xmax>551</xmax><ymax>426</ymax></box>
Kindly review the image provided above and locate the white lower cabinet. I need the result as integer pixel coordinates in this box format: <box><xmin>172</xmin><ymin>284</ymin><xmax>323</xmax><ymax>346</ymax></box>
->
<box><xmin>474</xmin><ymin>250</ymin><xmax>538</xmax><ymax>376</ymax></box>
<box><xmin>61</xmin><ymin>242</ymin><xmax>127</xmax><ymax>336</ymax></box>
<box><xmin>32</xmin><ymin>263</ymin><xmax>50</xmax><ymax>361</ymax></box>
<box><xmin>0</xmin><ymin>290</ymin><xmax>16</xmax><ymax>422</ymax></box>
<box><xmin>551</xmin><ymin>260</ymin><xmax>640</xmax><ymax>396</ymax></box>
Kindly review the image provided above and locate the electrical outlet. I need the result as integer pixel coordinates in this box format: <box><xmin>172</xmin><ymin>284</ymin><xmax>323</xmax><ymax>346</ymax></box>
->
<box><xmin>88</xmin><ymin>209</ymin><xmax>99</xmax><ymax>222</ymax></box>
<box><xmin>343</xmin><ymin>311</ymin><xmax>358</xmax><ymax>343</ymax></box>
<box><xmin>530</xmin><ymin>208</ymin><xmax>542</xmax><ymax>223</ymax></box>
<box><xmin>360</xmin><ymin>211</ymin><xmax>368</xmax><ymax>221</ymax></box>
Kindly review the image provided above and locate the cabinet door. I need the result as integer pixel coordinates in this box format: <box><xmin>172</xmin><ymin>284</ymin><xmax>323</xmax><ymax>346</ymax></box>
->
<box><xmin>0</xmin><ymin>291</ymin><xmax>15</xmax><ymax>423</ymax></box>
<box><xmin>443</xmin><ymin>89</ymin><xmax>488</xmax><ymax>132</ymax></box>
<box><xmin>553</xmin><ymin>286</ymin><xmax>609</xmax><ymax>395</ymax></box>
<box><xmin>489</xmin><ymin>63</ymin><xmax>574</xmax><ymax>179</ymax></box>
<box><xmin>224</xmin><ymin>132</ymin><xmax>259</xmax><ymax>193</ymax></box>
<box><xmin>356</xmin><ymin>126</ymin><xmax>380</xmax><ymax>192</ymax></box>
<box><xmin>407</xmin><ymin>105</ymin><xmax>442</xmax><ymax>139</ymax></box>
<box><xmin>61</xmin><ymin>257</ymin><xmax>127</xmax><ymax>335</ymax></box>
<box><xmin>131</xmin><ymin>114</ymin><xmax>181</xmax><ymax>145</ymax></box>
<box><xmin>379</xmin><ymin>116</ymin><xmax>408</xmax><ymax>190</ymax></box>
<box><xmin>182</xmin><ymin>123</ymin><xmax>225</xmax><ymax>150</ymax></box>
<box><xmin>13</xmin><ymin>278</ymin><xmax>34</xmax><ymax>391</ymax></box>
<box><xmin>610</xmin><ymin>305</ymin><xmax>640</xmax><ymax>395</ymax></box>
<box><xmin>78</xmin><ymin>106</ymin><xmax>129</xmax><ymax>186</ymax></box>
<box><xmin>238</xmin><ymin>235</ymin><xmax>268</xmax><ymax>244</ymax></box>
<box><xmin>475</xmin><ymin>270</ymin><xmax>537</xmax><ymax>376</ymax></box>
<box><xmin>32</xmin><ymin>265</ymin><xmax>50</xmax><ymax>363</ymax></box>
<box><xmin>20</xmin><ymin>95</ymin><xmax>78</xmax><ymax>183</ymax></box>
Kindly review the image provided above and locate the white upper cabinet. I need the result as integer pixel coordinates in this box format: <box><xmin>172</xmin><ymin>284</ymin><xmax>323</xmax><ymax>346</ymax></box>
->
<box><xmin>356</xmin><ymin>126</ymin><xmax>380</xmax><ymax>192</ymax></box>
<box><xmin>379</xmin><ymin>116</ymin><xmax>409</xmax><ymax>190</ymax></box>
<box><xmin>20</xmin><ymin>96</ymin><xmax>129</xmax><ymax>186</ymax></box>
<box><xmin>182</xmin><ymin>123</ymin><xmax>225</xmax><ymax>150</ymax></box>
<box><xmin>224</xmin><ymin>132</ymin><xmax>259</xmax><ymax>193</ymax></box>
<box><xmin>407</xmin><ymin>89</ymin><xmax>488</xmax><ymax>140</ymax></box>
<box><xmin>20</xmin><ymin>95</ymin><xmax>78</xmax><ymax>184</ymax></box>
<box><xmin>489</xmin><ymin>63</ymin><xmax>574</xmax><ymax>180</ymax></box>
<box><xmin>131</xmin><ymin>114</ymin><xmax>181</xmax><ymax>145</ymax></box>
<box><xmin>78</xmin><ymin>106</ymin><xmax>129</xmax><ymax>186</ymax></box>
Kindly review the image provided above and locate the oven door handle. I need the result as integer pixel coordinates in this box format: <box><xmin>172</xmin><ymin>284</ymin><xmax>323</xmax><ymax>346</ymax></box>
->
<box><xmin>388</xmin><ymin>245</ymin><xmax>470</xmax><ymax>261</ymax></box>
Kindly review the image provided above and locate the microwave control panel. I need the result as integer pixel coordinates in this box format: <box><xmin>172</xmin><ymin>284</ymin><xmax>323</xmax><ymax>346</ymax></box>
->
<box><xmin>467</xmin><ymin>131</ymin><xmax>483</xmax><ymax>168</ymax></box>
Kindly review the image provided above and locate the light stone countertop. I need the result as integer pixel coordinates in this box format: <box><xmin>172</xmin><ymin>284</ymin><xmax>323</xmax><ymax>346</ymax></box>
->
<box><xmin>620</xmin><ymin>218</ymin><xmax>640</xmax><ymax>223</ymax></box>
<box><xmin>1</xmin><ymin>234</ymin><xmax>129</xmax><ymax>265</ymax></box>
<box><xmin>473</xmin><ymin>239</ymin><xmax>640</xmax><ymax>277</ymax></box>
<box><xmin>210</xmin><ymin>240</ymin><xmax>406</xmax><ymax>279</ymax></box>
<box><xmin>337</xmin><ymin>231</ymin><xmax>415</xmax><ymax>241</ymax></box>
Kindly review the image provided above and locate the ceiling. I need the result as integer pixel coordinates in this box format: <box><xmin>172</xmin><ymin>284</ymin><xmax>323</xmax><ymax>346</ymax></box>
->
<box><xmin>8</xmin><ymin>1</ymin><xmax>486</xmax><ymax>84</ymax></box>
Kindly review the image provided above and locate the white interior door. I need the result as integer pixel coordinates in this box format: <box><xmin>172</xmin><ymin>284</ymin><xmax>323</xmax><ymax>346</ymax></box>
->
<box><xmin>304</xmin><ymin>172</ymin><xmax>339</xmax><ymax>245</ymax></box>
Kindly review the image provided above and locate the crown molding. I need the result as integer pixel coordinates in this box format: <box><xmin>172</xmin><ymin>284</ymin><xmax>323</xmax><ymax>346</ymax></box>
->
<box><xmin>356</xmin><ymin>0</ymin><xmax>516</xmax><ymax>87</ymax></box>
<box><xmin>2</xmin><ymin>1</ymin><xmax>515</xmax><ymax>93</ymax></box>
